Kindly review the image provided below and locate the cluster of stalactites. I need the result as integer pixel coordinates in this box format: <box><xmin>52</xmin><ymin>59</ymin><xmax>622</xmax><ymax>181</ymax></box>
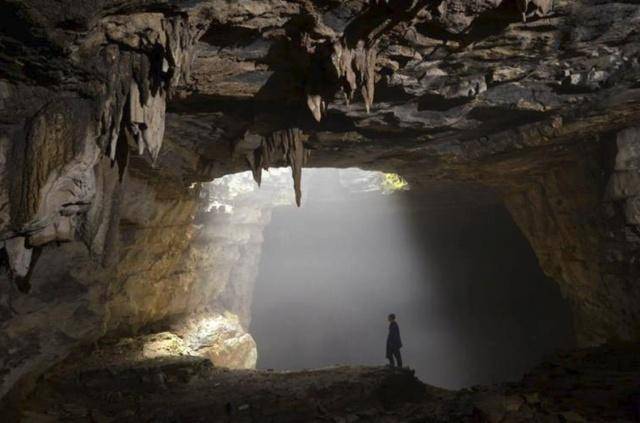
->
<box><xmin>246</xmin><ymin>128</ymin><xmax>309</xmax><ymax>206</ymax></box>
<box><xmin>307</xmin><ymin>39</ymin><xmax>378</xmax><ymax>122</ymax></box>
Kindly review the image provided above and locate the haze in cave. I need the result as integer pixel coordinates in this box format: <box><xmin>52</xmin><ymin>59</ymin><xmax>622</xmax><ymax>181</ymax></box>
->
<box><xmin>251</xmin><ymin>169</ymin><xmax>573</xmax><ymax>388</ymax></box>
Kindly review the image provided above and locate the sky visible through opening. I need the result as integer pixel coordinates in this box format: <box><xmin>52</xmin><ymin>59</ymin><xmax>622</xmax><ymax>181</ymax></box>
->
<box><xmin>245</xmin><ymin>168</ymin><xmax>573</xmax><ymax>389</ymax></box>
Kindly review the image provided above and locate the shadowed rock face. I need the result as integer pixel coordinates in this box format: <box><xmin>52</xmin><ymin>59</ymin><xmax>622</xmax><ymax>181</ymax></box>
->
<box><xmin>0</xmin><ymin>0</ymin><xmax>640</xmax><ymax>405</ymax></box>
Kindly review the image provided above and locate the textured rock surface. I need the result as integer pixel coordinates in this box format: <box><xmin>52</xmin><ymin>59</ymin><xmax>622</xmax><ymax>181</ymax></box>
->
<box><xmin>12</xmin><ymin>342</ymin><xmax>640</xmax><ymax>422</ymax></box>
<box><xmin>0</xmin><ymin>169</ymin><xmax>275</xmax><ymax>401</ymax></box>
<box><xmin>1</xmin><ymin>0</ymin><xmax>640</xmax><ymax>405</ymax></box>
<box><xmin>166</xmin><ymin>0</ymin><xmax>640</xmax><ymax>349</ymax></box>
<box><xmin>173</xmin><ymin>312</ymin><xmax>258</xmax><ymax>369</ymax></box>
<box><xmin>44</xmin><ymin>324</ymin><xmax>256</xmax><ymax>371</ymax></box>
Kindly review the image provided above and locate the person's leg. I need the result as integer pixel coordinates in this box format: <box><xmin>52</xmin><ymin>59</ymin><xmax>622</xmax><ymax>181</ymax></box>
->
<box><xmin>387</xmin><ymin>345</ymin><xmax>395</xmax><ymax>367</ymax></box>
<box><xmin>394</xmin><ymin>349</ymin><xmax>402</xmax><ymax>368</ymax></box>
<box><xmin>387</xmin><ymin>354</ymin><xmax>395</xmax><ymax>367</ymax></box>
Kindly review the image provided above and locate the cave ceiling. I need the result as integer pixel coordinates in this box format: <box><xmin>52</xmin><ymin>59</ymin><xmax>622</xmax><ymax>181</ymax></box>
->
<box><xmin>161</xmin><ymin>0</ymin><xmax>640</xmax><ymax>186</ymax></box>
<box><xmin>1</xmin><ymin>0</ymin><xmax>638</xmax><ymax>189</ymax></box>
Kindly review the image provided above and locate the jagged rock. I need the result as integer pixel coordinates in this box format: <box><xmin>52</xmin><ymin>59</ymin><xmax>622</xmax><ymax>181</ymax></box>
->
<box><xmin>315</xmin><ymin>37</ymin><xmax>379</xmax><ymax>118</ymax></box>
<box><xmin>139</xmin><ymin>332</ymin><xmax>195</xmax><ymax>359</ymax></box>
<box><xmin>127</xmin><ymin>80</ymin><xmax>166</xmax><ymax>161</ymax></box>
<box><xmin>11</xmin><ymin>343</ymin><xmax>640</xmax><ymax>422</ymax></box>
<box><xmin>4</xmin><ymin>237</ymin><xmax>32</xmax><ymax>279</ymax></box>
<box><xmin>0</xmin><ymin>0</ymin><xmax>639</xmax><ymax>410</ymax></box>
<box><xmin>247</xmin><ymin>128</ymin><xmax>309</xmax><ymax>206</ymax></box>
<box><xmin>614</xmin><ymin>127</ymin><xmax>640</xmax><ymax>171</ymax></box>
<box><xmin>174</xmin><ymin>312</ymin><xmax>258</xmax><ymax>370</ymax></box>
<box><xmin>81</xmin><ymin>332</ymin><xmax>197</xmax><ymax>364</ymax></box>
<box><xmin>473</xmin><ymin>394</ymin><xmax>524</xmax><ymax>422</ymax></box>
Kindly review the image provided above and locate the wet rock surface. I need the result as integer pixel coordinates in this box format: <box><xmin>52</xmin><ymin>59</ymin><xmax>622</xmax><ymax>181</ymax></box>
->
<box><xmin>9</xmin><ymin>342</ymin><xmax>640</xmax><ymax>422</ymax></box>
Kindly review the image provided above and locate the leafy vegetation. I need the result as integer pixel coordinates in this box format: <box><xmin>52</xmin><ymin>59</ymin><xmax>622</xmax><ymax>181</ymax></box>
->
<box><xmin>380</xmin><ymin>173</ymin><xmax>409</xmax><ymax>193</ymax></box>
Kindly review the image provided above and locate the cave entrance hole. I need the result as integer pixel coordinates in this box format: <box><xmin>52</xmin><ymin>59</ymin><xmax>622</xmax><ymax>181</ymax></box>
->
<box><xmin>209</xmin><ymin>168</ymin><xmax>574</xmax><ymax>389</ymax></box>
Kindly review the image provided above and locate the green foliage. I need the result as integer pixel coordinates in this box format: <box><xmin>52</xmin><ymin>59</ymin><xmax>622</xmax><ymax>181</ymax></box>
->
<box><xmin>380</xmin><ymin>173</ymin><xmax>409</xmax><ymax>193</ymax></box>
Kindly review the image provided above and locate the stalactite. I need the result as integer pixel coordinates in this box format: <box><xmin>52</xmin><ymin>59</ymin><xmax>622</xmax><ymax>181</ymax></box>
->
<box><xmin>246</xmin><ymin>129</ymin><xmax>309</xmax><ymax>207</ymax></box>
<box><xmin>306</xmin><ymin>95</ymin><xmax>326</xmax><ymax>123</ymax></box>
<box><xmin>3</xmin><ymin>236</ymin><xmax>42</xmax><ymax>293</ymax></box>
<box><xmin>4</xmin><ymin>237</ymin><xmax>32</xmax><ymax>280</ymax></box>
<box><xmin>306</xmin><ymin>38</ymin><xmax>378</xmax><ymax>122</ymax></box>
<box><xmin>127</xmin><ymin>79</ymin><xmax>166</xmax><ymax>161</ymax></box>
<box><xmin>304</xmin><ymin>0</ymin><xmax>430</xmax><ymax>122</ymax></box>
<box><xmin>353</xmin><ymin>41</ymin><xmax>378</xmax><ymax>113</ymax></box>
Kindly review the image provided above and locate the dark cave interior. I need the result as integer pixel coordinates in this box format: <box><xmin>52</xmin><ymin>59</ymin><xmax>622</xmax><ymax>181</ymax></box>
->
<box><xmin>252</xmin><ymin>174</ymin><xmax>574</xmax><ymax>388</ymax></box>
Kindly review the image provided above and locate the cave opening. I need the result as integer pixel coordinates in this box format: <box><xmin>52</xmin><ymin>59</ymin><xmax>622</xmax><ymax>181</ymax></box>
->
<box><xmin>235</xmin><ymin>168</ymin><xmax>576</xmax><ymax>389</ymax></box>
<box><xmin>3</xmin><ymin>0</ymin><xmax>640</xmax><ymax>418</ymax></box>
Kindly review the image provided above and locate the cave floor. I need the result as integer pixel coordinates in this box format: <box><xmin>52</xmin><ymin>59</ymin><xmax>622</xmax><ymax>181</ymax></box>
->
<box><xmin>13</xmin><ymin>341</ymin><xmax>640</xmax><ymax>422</ymax></box>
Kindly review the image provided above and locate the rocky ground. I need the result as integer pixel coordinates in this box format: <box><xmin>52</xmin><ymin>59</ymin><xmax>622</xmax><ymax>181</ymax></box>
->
<box><xmin>7</xmin><ymin>338</ymin><xmax>640</xmax><ymax>422</ymax></box>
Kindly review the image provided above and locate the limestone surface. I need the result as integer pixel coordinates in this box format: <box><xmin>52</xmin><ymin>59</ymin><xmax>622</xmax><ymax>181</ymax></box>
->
<box><xmin>1</xmin><ymin>0</ymin><xmax>640</xmax><ymax>407</ymax></box>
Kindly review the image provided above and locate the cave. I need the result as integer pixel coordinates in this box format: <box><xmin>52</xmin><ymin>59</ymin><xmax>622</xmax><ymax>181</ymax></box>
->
<box><xmin>250</xmin><ymin>169</ymin><xmax>573</xmax><ymax>389</ymax></box>
<box><xmin>1</xmin><ymin>0</ymin><xmax>640</xmax><ymax>422</ymax></box>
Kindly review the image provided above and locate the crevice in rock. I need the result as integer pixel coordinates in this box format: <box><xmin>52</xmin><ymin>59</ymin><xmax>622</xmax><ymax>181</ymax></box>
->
<box><xmin>200</xmin><ymin>24</ymin><xmax>263</xmax><ymax>49</ymax></box>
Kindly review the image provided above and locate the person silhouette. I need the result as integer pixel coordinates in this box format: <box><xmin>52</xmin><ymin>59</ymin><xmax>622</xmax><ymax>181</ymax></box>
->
<box><xmin>386</xmin><ymin>313</ymin><xmax>403</xmax><ymax>368</ymax></box>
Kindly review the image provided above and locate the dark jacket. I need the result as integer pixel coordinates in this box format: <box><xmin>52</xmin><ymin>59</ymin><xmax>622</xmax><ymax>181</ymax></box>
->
<box><xmin>386</xmin><ymin>321</ymin><xmax>402</xmax><ymax>356</ymax></box>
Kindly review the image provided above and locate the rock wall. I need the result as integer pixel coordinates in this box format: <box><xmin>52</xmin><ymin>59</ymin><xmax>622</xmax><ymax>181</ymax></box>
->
<box><xmin>173</xmin><ymin>312</ymin><xmax>258</xmax><ymax>370</ymax></box>
<box><xmin>0</xmin><ymin>168</ymin><xmax>274</xmax><ymax>401</ymax></box>
<box><xmin>500</xmin><ymin>128</ymin><xmax>640</xmax><ymax>345</ymax></box>
<box><xmin>0</xmin><ymin>0</ymin><xmax>319</xmax><ymax>397</ymax></box>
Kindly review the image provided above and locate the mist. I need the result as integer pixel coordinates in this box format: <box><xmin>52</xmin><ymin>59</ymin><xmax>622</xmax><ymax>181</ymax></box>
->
<box><xmin>250</xmin><ymin>169</ymin><xmax>574</xmax><ymax>389</ymax></box>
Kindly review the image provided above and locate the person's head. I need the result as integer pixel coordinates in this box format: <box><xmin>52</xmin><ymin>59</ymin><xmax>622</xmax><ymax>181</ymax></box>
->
<box><xmin>388</xmin><ymin>313</ymin><xmax>396</xmax><ymax>322</ymax></box>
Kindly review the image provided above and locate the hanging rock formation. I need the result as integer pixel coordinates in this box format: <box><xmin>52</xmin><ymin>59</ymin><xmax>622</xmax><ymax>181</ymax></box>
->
<box><xmin>303</xmin><ymin>0</ymin><xmax>430</xmax><ymax>121</ymax></box>
<box><xmin>306</xmin><ymin>38</ymin><xmax>378</xmax><ymax>122</ymax></box>
<box><xmin>246</xmin><ymin>128</ymin><xmax>309</xmax><ymax>207</ymax></box>
<box><xmin>0</xmin><ymin>0</ymin><xmax>640</xmax><ymax>410</ymax></box>
<box><xmin>0</xmin><ymin>5</ymin><xmax>208</xmax><ymax>293</ymax></box>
